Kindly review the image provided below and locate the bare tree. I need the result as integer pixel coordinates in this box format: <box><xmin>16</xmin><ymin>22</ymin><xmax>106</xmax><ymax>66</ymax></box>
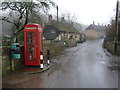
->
<box><xmin>61</xmin><ymin>11</ymin><xmax>78</xmax><ymax>23</ymax></box>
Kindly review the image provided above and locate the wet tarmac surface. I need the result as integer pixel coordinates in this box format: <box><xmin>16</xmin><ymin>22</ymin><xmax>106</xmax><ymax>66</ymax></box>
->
<box><xmin>2</xmin><ymin>39</ymin><xmax>119</xmax><ymax>88</ymax></box>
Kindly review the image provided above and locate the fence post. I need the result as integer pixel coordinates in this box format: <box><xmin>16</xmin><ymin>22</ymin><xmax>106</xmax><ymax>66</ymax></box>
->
<box><xmin>40</xmin><ymin>51</ymin><xmax>44</xmax><ymax>69</ymax></box>
<box><xmin>47</xmin><ymin>49</ymin><xmax>50</xmax><ymax>65</ymax></box>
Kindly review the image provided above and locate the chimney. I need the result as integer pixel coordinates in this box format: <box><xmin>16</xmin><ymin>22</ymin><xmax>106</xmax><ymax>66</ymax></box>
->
<box><xmin>71</xmin><ymin>21</ymin><xmax>74</xmax><ymax>26</ymax></box>
<box><xmin>107</xmin><ymin>24</ymin><xmax>110</xmax><ymax>26</ymax></box>
<box><xmin>48</xmin><ymin>14</ymin><xmax>52</xmax><ymax>23</ymax></box>
<box><xmin>102</xmin><ymin>23</ymin><xmax>103</xmax><ymax>26</ymax></box>
<box><xmin>61</xmin><ymin>17</ymin><xmax>65</xmax><ymax>22</ymax></box>
<box><xmin>98</xmin><ymin>23</ymin><xmax>100</xmax><ymax>26</ymax></box>
<box><xmin>93</xmin><ymin>21</ymin><xmax>95</xmax><ymax>25</ymax></box>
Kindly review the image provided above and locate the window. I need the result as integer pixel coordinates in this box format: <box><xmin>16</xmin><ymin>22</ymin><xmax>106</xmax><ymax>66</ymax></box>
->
<box><xmin>51</xmin><ymin>30</ymin><xmax>56</xmax><ymax>33</ymax></box>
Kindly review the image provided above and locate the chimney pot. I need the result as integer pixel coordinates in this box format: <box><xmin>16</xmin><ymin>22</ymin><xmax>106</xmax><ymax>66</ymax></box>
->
<box><xmin>48</xmin><ymin>14</ymin><xmax>52</xmax><ymax>23</ymax></box>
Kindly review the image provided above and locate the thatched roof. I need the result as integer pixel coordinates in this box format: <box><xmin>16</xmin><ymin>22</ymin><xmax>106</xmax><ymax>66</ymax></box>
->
<box><xmin>51</xmin><ymin>20</ymin><xmax>79</xmax><ymax>33</ymax></box>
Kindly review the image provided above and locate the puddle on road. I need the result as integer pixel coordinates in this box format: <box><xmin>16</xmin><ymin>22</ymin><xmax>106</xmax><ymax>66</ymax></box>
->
<box><xmin>100</xmin><ymin>61</ymin><xmax>106</xmax><ymax>64</ymax></box>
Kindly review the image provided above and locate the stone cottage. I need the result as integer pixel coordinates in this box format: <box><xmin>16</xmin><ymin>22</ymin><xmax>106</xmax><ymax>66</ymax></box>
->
<box><xmin>85</xmin><ymin>22</ymin><xmax>107</xmax><ymax>40</ymax></box>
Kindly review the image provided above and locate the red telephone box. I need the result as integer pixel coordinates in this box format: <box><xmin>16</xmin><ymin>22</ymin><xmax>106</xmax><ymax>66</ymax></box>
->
<box><xmin>24</xmin><ymin>24</ymin><xmax>44</xmax><ymax>66</ymax></box>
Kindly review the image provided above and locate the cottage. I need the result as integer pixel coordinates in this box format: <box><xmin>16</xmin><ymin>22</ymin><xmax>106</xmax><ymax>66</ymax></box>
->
<box><xmin>43</xmin><ymin>15</ymin><xmax>81</xmax><ymax>42</ymax></box>
<box><xmin>43</xmin><ymin>25</ymin><xmax>59</xmax><ymax>40</ymax></box>
<box><xmin>85</xmin><ymin>22</ymin><xmax>107</xmax><ymax>40</ymax></box>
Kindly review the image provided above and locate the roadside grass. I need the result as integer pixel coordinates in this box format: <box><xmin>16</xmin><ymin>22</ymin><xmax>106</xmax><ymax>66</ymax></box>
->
<box><xmin>103</xmin><ymin>41</ymin><xmax>120</xmax><ymax>55</ymax></box>
<box><xmin>2</xmin><ymin>39</ymin><xmax>78</xmax><ymax>75</ymax></box>
<box><xmin>103</xmin><ymin>41</ymin><xmax>120</xmax><ymax>71</ymax></box>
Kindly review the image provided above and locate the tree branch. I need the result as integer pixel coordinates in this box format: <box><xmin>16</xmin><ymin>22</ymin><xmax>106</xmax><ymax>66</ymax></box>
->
<box><xmin>14</xmin><ymin>7</ymin><xmax>29</xmax><ymax>35</ymax></box>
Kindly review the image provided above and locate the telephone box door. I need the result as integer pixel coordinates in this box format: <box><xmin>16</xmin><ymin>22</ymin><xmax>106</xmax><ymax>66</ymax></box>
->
<box><xmin>24</xmin><ymin>31</ymin><xmax>39</xmax><ymax>65</ymax></box>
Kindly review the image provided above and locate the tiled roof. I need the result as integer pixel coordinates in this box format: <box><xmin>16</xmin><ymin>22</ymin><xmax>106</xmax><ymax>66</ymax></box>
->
<box><xmin>85</xmin><ymin>24</ymin><xmax>107</xmax><ymax>31</ymax></box>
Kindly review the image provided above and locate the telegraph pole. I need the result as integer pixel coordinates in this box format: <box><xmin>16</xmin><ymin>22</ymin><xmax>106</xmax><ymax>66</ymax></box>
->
<box><xmin>115</xmin><ymin>0</ymin><xmax>119</xmax><ymax>53</ymax></box>
<box><xmin>57</xmin><ymin>5</ymin><xmax>58</xmax><ymax>29</ymax></box>
<box><xmin>56</xmin><ymin>5</ymin><xmax>61</xmax><ymax>41</ymax></box>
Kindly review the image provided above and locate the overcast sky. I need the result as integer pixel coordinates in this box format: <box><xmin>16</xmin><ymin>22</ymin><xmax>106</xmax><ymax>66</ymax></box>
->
<box><xmin>49</xmin><ymin>0</ymin><xmax>117</xmax><ymax>25</ymax></box>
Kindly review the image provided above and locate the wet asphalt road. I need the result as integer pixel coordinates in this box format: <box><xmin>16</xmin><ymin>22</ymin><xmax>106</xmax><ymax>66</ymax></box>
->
<box><xmin>3</xmin><ymin>39</ymin><xmax>118</xmax><ymax>88</ymax></box>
